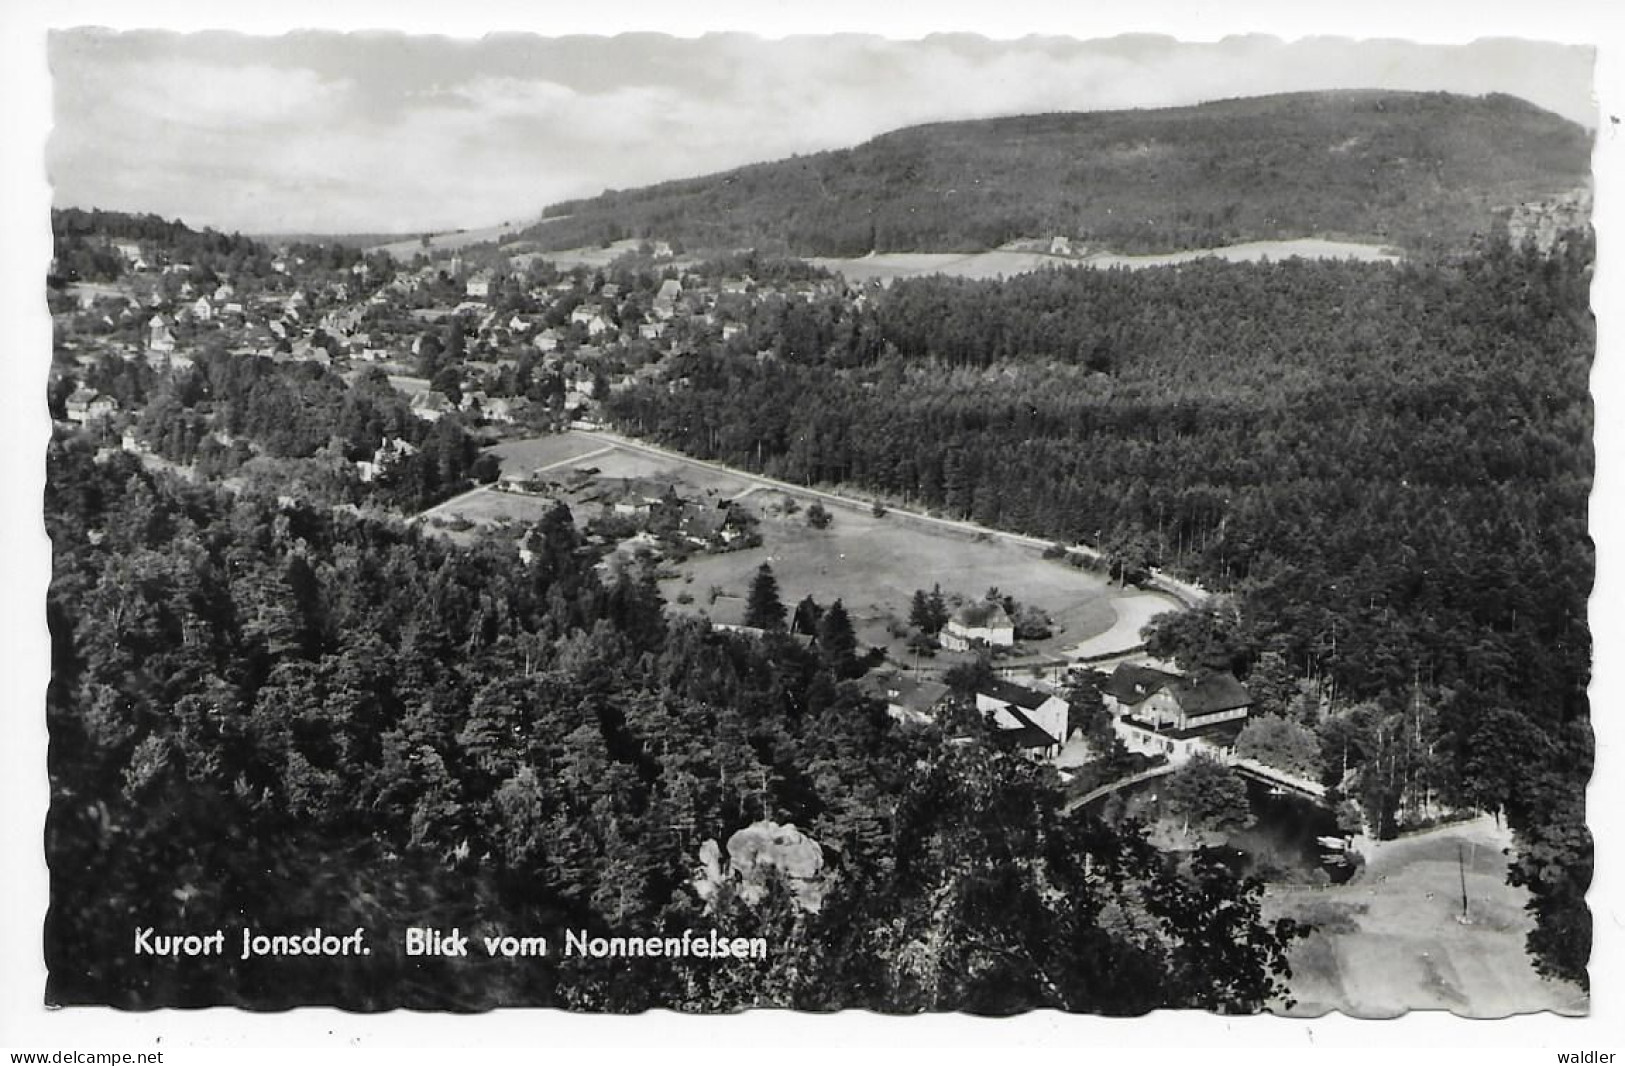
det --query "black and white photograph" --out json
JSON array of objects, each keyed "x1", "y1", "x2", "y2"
[{"x1": 4, "y1": 0, "x2": 1620, "y2": 1050}]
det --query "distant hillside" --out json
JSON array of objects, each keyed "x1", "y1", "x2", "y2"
[{"x1": 518, "y1": 91, "x2": 1591, "y2": 257}]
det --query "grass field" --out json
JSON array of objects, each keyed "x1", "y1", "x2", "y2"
[
  {"x1": 463, "y1": 433, "x2": 1130, "y2": 659},
  {"x1": 368, "y1": 219, "x2": 535, "y2": 259},
  {"x1": 489, "y1": 436, "x2": 766, "y2": 500},
  {"x1": 663, "y1": 500, "x2": 1118, "y2": 658},
  {"x1": 487, "y1": 434, "x2": 621, "y2": 474},
  {"x1": 1264, "y1": 815, "x2": 1587, "y2": 1018},
  {"x1": 810, "y1": 238, "x2": 1401, "y2": 286},
  {"x1": 423, "y1": 486, "x2": 560, "y2": 528}
]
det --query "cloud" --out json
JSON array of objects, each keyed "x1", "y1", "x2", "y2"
[
  {"x1": 45, "y1": 31, "x2": 1596, "y2": 234},
  {"x1": 118, "y1": 60, "x2": 351, "y2": 129}
]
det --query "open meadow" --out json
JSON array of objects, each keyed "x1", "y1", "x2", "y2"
[
  {"x1": 661, "y1": 491, "x2": 1120, "y2": 659},
  {"x1": 811, "y1": 237, "x2": 1401, "y2": 285},
  {"x1": 464, "y1": 433, "x2": 1137, "y2": 660},
  {"x1": 1263, "y1": 815, "x2": 1587, "y2": 1018}
]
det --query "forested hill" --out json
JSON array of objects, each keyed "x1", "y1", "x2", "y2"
[{"x1": 520, "y1": 90, "x2": 1590, "y2": 257}]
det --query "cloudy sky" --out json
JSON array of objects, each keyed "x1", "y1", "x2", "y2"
[{"x1": 46, "y1": 29, "x2": 1598, "y2": 236}]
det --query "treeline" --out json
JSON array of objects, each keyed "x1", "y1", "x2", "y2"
[
  {"x1": 46, "y1": 448, "x2": 1300, "y2": 1011},
  {"x1": 606, "y1": 233, "x2": 1594, "y2": 985},
  {"x1": 526, "y1": 91, "x2": 1588, "y2": 256},
  {"x1": 50, "y1": 208, "x2": 397, "y2": 290}
]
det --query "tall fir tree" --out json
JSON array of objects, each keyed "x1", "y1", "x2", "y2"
[
  {"x1": 817, "y1": 599, "x2": 859, "y2": 679},
  {"x1": 745, "y1": 562, "x2": 787, "y2": 631}
]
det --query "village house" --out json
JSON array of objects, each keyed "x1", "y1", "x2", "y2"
[
  {"x1": 482, "y1": 396, "x2": 525, "y2": 424},
  {"x1": 571, "y1": 304, "x2": 612, "y2": 337},
  {"x1": 975, "y1": 679, "x2": 1071, "y2": 759},
  {"x1": 146, "y1": 314, "x2": 176, "y2": 355},
  {"x1": 356, "y1": 437, "x2": 419, "y2": 483},
  {"x1": 64, "y1": 387, "x2": 117, "y2": 425},
  {"x1": 409, "y1": 389, "x2": 456, "y2": 422},
  {"x1": 941, "y1": 601, "x2": 1015, "y2": 651},
  {"x1": 466, "y1": 272, "x2": 493, "y2": 299},
  {"x1": 859, "y1": 672, "x2": 950, "y2": 725},
  {"x1": 594, "y1": 477, "x2": 682, "y2": 516},
  {"x1": 1102, "y1": 663, "x2": 1253, "y2": 763}
]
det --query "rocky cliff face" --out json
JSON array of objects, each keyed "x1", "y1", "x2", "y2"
[
  {"x1": 693, "y1": 820, "x2": 832, "y2": 914},
  {"x1": 1508, "y1": 188, "x2": 1593, "y2": 253}
]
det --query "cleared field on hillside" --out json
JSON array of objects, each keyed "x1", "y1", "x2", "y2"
[
  {"x1": 369, "y1": 219, "x2": 533, "y2": 259},
  {"x1": 811, "y1": 238, "x2": 1401, "y2": 285}
]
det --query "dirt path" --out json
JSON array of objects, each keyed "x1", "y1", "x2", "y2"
[{"x1": 1058, "y1": 592, "x2": 1179, "y2": 659}]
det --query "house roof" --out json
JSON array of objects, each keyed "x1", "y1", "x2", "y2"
[
  {"x1": 1121, "y1": 713, "x2": 1248, "y2": 746},
  {"x1": 1102, "y1": 662, "x2": 1182, "y2": 705},
  {"x1": 992, "y1": 705, "x2": 1060, "y2": 751},
  {"x1": 410, "y1": 389, "x2": 454, "y2": 412},
  {"x1": 680, "y1": 506, "x2": 727, "y2": 537},
  {"x1": 861, "y1": 673, "x2": 949, "y2": 715},
  {"x1": 952, "y1": 601, "x2": 1012, "y2": 630},
  {"x1": 1169, "y1": 672, "x2": 1253, "y2": 716},
  {"x1": 978, "y1": 678, "x2": 1055, "y2": 712}
]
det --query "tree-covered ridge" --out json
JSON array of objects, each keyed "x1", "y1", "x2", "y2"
[
  {"x1": 525, "y1": 91, "x2": 1589, "y2": 256},
  {"x1": 46, "y1": 446, "x2": 1301, "y2": 1011},
  {"x1": 606, "y1": 234, "x2": 1594, "y2": 985}
]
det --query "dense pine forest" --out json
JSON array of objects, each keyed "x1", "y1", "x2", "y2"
[
  {"x1": 45, "y1": 448, "x2": 1302, "y2": 1010},
  {"x1": 606, "y1": 233, "x2": 1595, "y2": 985},
  {"x1": 43, "y1": 190, "x2": 1594, "y2": 1009},
  {"x1": 525, "y1": 91, "x2": 1589, "y2": 256}
]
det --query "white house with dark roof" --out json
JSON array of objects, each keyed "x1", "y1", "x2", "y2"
[
  {"x1": 146, "y1": 314, "x2": 176, "y2": 355},
  {"x1": 1102, "y1": 662, "x2": 1253, "y2": 762},
  {"x1": 409, "y1": 389, "x2": 456, "y2": 422},
  {"x1": 859, "y1": 672, "x2": 950, "y2": 725},
  {"x1": 941, "y1": 601, "x2": 1015, "y2": 651},
  {"x1": 65, "y1": 387, "x2": 117, "y2": 425},
  {"x1": 975, "y1": 679, "x2": 1070, "y2": 759}
]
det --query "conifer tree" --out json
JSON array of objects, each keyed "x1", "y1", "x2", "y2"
[
  {"x1": 745, "y1": 562, "x2": 787, "y2": 630},
  {"x1": 818, "y1": 598, "x2": 859, "y2": 678}
]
